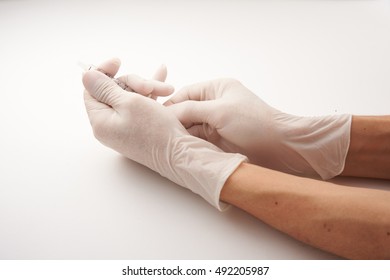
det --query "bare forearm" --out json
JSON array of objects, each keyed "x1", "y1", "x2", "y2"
[
  {"x1": 342, "y1": 115, "x2": 390, "y2": 179},
  {"x1": 221, "y1": 163, "x2": 390, "y2": 259}
]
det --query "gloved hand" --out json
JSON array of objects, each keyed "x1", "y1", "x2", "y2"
[
  {"x1": 165, "y1": 78, "x2": 352, "y2": 179},
  {"x1": 82, "y1": 60, "x2": 247, "y2": 210}
]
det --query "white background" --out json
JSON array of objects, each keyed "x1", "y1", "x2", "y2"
[{"x1": 0, "y1": 0, "x2": 389, "y2": 259}]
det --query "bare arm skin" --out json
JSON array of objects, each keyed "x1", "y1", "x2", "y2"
[
  {"x1": 221, "y1": 163, "x2": 390, "y2": 259},
  {"x1": 342, "y1": 116, "x2": 390, "y2": 179}
]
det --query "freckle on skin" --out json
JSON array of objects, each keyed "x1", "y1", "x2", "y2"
[
  {"x1": 274, "y1": 201, "x2": 278, "y2": 206},
  {"x1": 387, "y1": 232, "x2": 390, "y2": 236},
  {"x1": 323, "y1": 223, "x2": 332, "y2": 232}
]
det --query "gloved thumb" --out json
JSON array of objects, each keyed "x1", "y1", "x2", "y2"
[
  {"x1": 82, "y1": 70, "x2": 124, "y2": 108},
  {"x1": 168, "y1": 100, "x2": 215, "y2": 129}
]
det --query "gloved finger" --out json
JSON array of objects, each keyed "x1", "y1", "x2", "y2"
[
  {"x1": 82, "y1": 70, "x2": 125, "y2": 108},
  {"x1": 117, "y1": 74, "x2": 174, "y2": 97},
  {"x1": 167, "y1": 100, "x2": 216, "y2": 129},
  {"x1": 151, "y1": 64, "x2": 169, "y2": 100},
  {"x1": 187, "y1": 124, "x2": 206, "y2": 139},
  {"x1": 164, "y1": 81, "x2": 213, "y2": 106},
  {"x1": 96, "y1": 57, "x2": 121, "y2": 78},
  {"x1": 83, "y1": 90, "x2": 112, "y2": 112},
  {"x1": 83, "y1": 90, "x2": 115, "y2": 125},
  {"x1": 152, "y1": 64, "x2": 168, "y2": 82}
]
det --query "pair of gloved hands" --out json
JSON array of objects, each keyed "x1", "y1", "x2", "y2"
[{"x1": 82, "y1": 58, "x2": 351, "y2": 210}]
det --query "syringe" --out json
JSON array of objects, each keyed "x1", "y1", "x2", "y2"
[{"x1": 78, "y1": 61, "x2": 130, "y2": 91}]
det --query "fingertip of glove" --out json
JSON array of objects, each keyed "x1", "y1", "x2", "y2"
[{"x1": 110, "y1": 57, "x2": 121, "y2": 66}]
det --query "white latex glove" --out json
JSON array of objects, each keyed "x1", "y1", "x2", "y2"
[
  {"x1": 82, "y1": 61, "x2": 247, "y2": 210},
  {"x1": 165, "y1": 79, "x2": 352, "y2": 180}
]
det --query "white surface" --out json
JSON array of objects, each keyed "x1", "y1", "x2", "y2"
[{"x1": 0, "y1": 0, "x2": 389, "y2": 259}]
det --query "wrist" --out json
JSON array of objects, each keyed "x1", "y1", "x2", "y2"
[
  {"x1": 341, "y1": 115, "x2": 390, "y2": 179},
  {"x1": 171, "y1": 135, "x2": 248, "y2": 210},
  {"x1": 276, "y1": 113, "x2": 352, "y2": 179}
]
